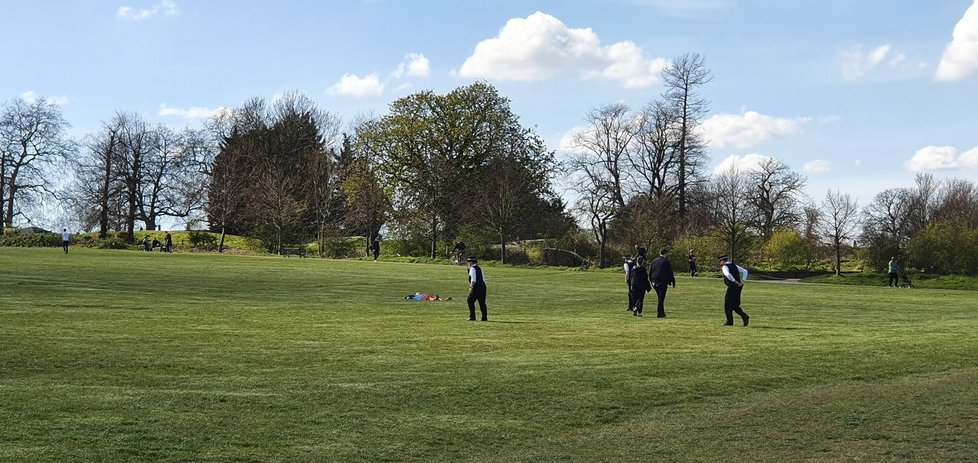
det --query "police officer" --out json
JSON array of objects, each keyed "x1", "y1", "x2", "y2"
[
  {"x1": 719, "y1": 255, "x2": 750, "y2": 326},
  {"x1": 623, "y1": 254, "x2": 636, "y2": 312},
  {"x1": 466, "y1": 256, "x2": 487, "y2": 321},
  {"x1": 630, "y1": 256, "x2": 651, "y2": 316},
  {"x1": 648, "y1": 248, "x2": 676, "y2": 318}
]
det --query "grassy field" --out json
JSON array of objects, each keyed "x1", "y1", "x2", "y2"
[{"x1": 1, "y1": 248, "x2": 977, "y2": 462}]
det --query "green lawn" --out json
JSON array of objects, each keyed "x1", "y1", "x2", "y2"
[{"x1": 1, "y1": 248, "x2": 976, "y2": 462}]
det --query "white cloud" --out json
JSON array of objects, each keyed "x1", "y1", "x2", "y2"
[
  {"x1": 20, "y1": 91, "x2": 68, "y2": 106},
  {"x1": 936, "y1": 0, "x2": 978, "y2": 81},
  {"x1": 393, "y1": 53, "x2": 430, "y2": 78},
  {"x1": 557, "y1": 126, "x2": 588, "y2": 153},
  {"x1": 700, "y1": 111, "x2": 809, "y2": 149},
  {"x1": 117, "y1": 0, "x2": 179, "y2": 21},
  {"x1": 838, "y1": 44, "x2": 893, "y2": 81},
  {"x1": 803, "y1": 160, "x2": 832, "y2": 174},
  {"x1": 158, "y1": 103, "x2": 227, "y2": 119},
  {"x1": 853, "y1": 159, "x2": 863, "y2": 168},
  {"x1": 713, "y1": 153, "x2": 773, "y2": 175},
  {"x1": 905, "y1": 145, "x2": 978, "y2": 171},
  {"x1": 327, "y1": 73, "x2": 384, "y2": 97},
  {"x1": 458, "y1": 11, "x2": 669, "y2": 88}
]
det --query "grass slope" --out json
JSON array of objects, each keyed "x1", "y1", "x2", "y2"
[{"x1": 1, "y1": 248, "x2": 976, "y2": 462}]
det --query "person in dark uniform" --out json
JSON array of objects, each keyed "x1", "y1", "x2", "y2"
[
  {"x1": 623, "y1": 254, "x2": 636, "y2": 312},
  {"x1": 629, "y1": 256, "x2": 651, "y2": 316},
  {"x1": 371, "y1": 237, "x2": 381, "y2": 261},
  {"x1": 466, "y1": 256, "x2": 487, "y2": 321},
  {"x1": 164, "y1": 232, "x2": 173, "y2": 253},
  {"x1": 719, "y1": 255, "x2": 750, "y2": 326},
  {"x1": 648, "y1": 248, "x2": 676, "y2": 318},
  {"x1": 688, "y1": 249, "x2": 698, "y2": 277}
]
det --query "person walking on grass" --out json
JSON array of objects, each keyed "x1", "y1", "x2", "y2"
[
  {"x1": 623, "y1": 254, "x2": 636, "y2": 312},
  {"x1": 719, "y1": 255, "x2": 750, "y2": 326},
  {"x1": 688, "y1": 249, "x2": 698, "y2": 277},
  {"x1": 629, "y1": 256, "x2": 652, "y2": 316},
  {"x1": 164, "y1": 231, "x2": 173, "y2": 253},
  {"x1": 648, "y1": 248, "x2": 676, "y2": 318},
  {"x1": 466, "y1": 256, "x2": 487, "y2": 321},
  {"x1": 61, "y1": 228, "x2": 70, "y2": 254},
  {"x1": 888, "y1": 257, "x2": 900, "y2": 287},
  {"x1": 371, "y1": 237, "x2": 381, "y2": 261}
]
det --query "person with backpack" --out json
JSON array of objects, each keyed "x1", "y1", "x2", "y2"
[{"x1": 719, "y1": 255, "x2": 750, "y2": 326}]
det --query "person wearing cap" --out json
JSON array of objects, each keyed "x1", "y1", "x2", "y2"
[
  {"x1": 466, "y1": 256, "x2": 488, "y2": 321},
  {"x1": 623, "y1": 254, "x2": 636, "y2": 312},
  {"x1": 718, "y1": 255, "x2": 750, "y2": 326},
  {"x1": 648, "y1": 248, "x2": 676, "y2": 318},
  {"x1": 629, "y1": 256, "x2": 652, "y2": 316},
  {"x1": 688, "y1": 250, "x2": 698, "y2": 277}
]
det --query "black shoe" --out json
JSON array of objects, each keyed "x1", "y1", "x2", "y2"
[
  {"x1": 468, "y1": 318, "x2": 476, "y2": 321},
  {"x1": 743, "y1": 315, "x2": 750, "y2": 327},
  {"x1": 657, "y1": 314, "x2": 666, "y2": 318},
  {"x1": 481, "y1": 318, "x2": 487, "y2": 321},
  {"x1": 723, "y1": 322, "x2": 734, "y2": 326}
]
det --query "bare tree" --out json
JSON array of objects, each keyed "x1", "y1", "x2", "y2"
[
  {"x1": 571, "y1": 102, "x2": 638, "y2": 210},
  {"x1": 574, "y1": 183, "x2": 617, "y2": 268},
  {"x1": 933, "y1": 178, "x2": 978, "y2": 226},
  {"x1": 820, "y1": 190, "x2": 860, "y2": 275},
  {"x1": 630, "y1": 100, "x2": 678, "y2": 200},
  {"x1": 663, "y1": 53, "x2": 712, "y2": 217},
  {"x1": 0, "y1": 96, "x2": 75, "y2": 227},
  {"x1": 746, "y1": 158, "x2": 807, "y2": 239},
  {"x1": 710, "y1": 165, "x2": 750, "y2": 261}
]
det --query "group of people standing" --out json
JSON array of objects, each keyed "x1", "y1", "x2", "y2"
[{"x1": 624, "y1": 246, "x2": 750, "y2": 326}]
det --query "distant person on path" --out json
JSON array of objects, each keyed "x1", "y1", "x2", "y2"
[
  {"x1": 61, "y1": 229, "x2": 70, "y2": 254},
  {"x1": 649, "y1": 248, "x2": 676, "y2": 318},
  {"x1": 719, "y1": 255, "x2": 750, "y2": 326},
  {"x1": 164, "y1": 232, "x2": 173, "y2": 253},
  {"x1": 371, "y1": 237, "x2": 381, "y2": 261},
  {"x1": 451, "y1": 240, "x2": 466, "y2": 263},
  {"x1": 688, "y1": 250, "x2": 698, "y2": 277},
  {"x1": 629, "y1": 256, "x2": 652, "y2": 316},
  {"x1": 623, "y1": 254, "x2": 636, "y2": 312},
  {"x1": 888, "y1": 257, "x2": 900, "y2": 287},
  {"x1": 466, "y1": 256, "x2": 487, "y2": 321}
]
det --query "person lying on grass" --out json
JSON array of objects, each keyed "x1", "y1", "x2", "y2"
[{"x1": 404, "y1": 293, "x2": 452, "y2": 301}]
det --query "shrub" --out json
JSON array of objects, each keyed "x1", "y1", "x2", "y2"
[
  {"x1": 188, "y1": 231, "x2": 219, "y2": 251},
  {"x1": 762, "y1": 230, "x2": 808, "y2": 270},
  {"x1": 0, "y1": 232, "x2": 61, "y2": 247}
]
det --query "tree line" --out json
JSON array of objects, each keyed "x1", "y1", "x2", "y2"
[{"x1": 2, "y1": 53, "x2": 978, "y2": 274}]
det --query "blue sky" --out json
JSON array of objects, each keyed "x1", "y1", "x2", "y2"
[{"x1": 2, "y1": 0, "x2": 977, "y2": 206}]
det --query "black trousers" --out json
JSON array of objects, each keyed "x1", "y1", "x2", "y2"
[
  {"x1": 653, "y1": 283, "x2": 668, "y2": 316},
  {"x1": 627, "y1": 283, "x2": 635, "y2": 311},
  {"x1": 888, "y1": 272, "x2": 898, "y2": 287},
  {"x1": 724, "y1": 284, "x2": 748, "y2": 324},
  {"x1": 63, "y1": 241, "x2": 69, "y2": 254},
  {"x1": 630, "y1": 287, "x2": 647, "y2": 314},
  {"x1": 690, "y1": 263, "x2": 698, "y2": 277},
  {"x1": 468, "y1": 283, "x2": 487, "y2": 320}
]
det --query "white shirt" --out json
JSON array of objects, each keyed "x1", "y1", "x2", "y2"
[
  {"x1": 468, "y1": 265, "x2": 486, "y2": 284},
  {"x1": 721, "y1": 264, "x2": 748, "y2": 283},
  {"x1": 62, "y1": 231, "x2": 70, "y2": 241}
]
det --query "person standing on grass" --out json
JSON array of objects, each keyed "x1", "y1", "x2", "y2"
[
  {"x1": 634, "y1": 244, "x2": 647, "y2": 260},
  {"x1": 688, "y1": 250, "x2": 698, "y2": 277},
  {"x1": 623, "y1": 254, "x2": 636, "y2": 312},
  {"x1": 466, "y1": 256, "x2": 487, "y2": 321},
  {"x1": 630, "y1": 256, "x2": 651, "y2": 316},
  {"x1": 888, "y1": 257, "x2": 900, "y2": 287},
  {"x1": 648, "y1": 248, "x2": 676, "y2": 318},
  {"x1": 371, "y1": 237, "x2": 381, "y2": 261},
  {"x1": 164, "y1": 232, "x2": 173, "y2": 253},
  {"x1": 61, "y1": 228, "x2": 70, "y2": 254},
  {"x1": 719, "y1": 255, "x2": 750, "y2": 326}
]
